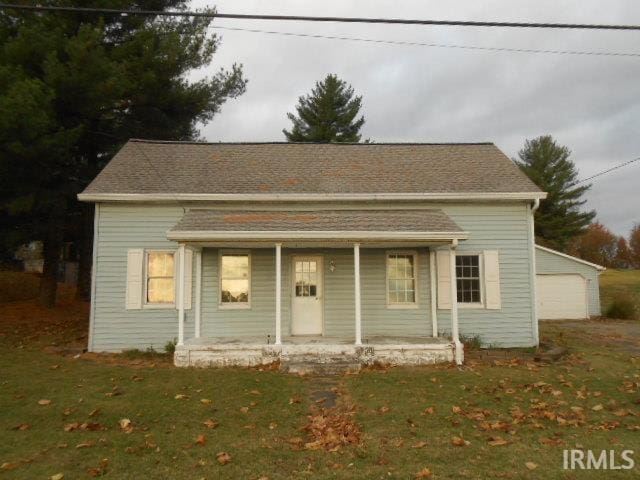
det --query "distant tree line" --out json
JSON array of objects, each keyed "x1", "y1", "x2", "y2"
[{"x1": 567, "y1": 223, "x2": 640, "y2": 269}]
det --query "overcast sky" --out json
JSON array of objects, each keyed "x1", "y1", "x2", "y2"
[{"x1": 191, "y1": 0, "x2": 640, "y2": 235}]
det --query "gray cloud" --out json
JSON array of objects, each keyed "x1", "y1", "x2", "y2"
[{"x1": 191, "y1": 0, "x2": 640, "y2": 235}]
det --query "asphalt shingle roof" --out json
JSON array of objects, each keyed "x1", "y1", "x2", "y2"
[
  {"x1": 170, "y1": 209, "x2": 464, "y2": 234},
  {"x1": 81, "y1": 140, "x2": 542, "y2": 196}
]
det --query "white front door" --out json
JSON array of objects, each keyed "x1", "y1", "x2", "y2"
[{"x1": 291, "y1": 256, "x2": 323, "y2": 335}]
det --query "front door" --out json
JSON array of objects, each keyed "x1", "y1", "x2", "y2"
[{"x1": 291, "y1": 256, "x2": 323, "y2": 335}]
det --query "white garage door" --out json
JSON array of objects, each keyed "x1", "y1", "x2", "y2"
[{"x1": 536, "y1": 274, "x2": 588, "y2": 320}]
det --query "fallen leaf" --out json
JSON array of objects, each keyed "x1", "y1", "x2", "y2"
[
  {"x1": 451, "y1": 436, "x2": 469, "y2": 447},
  {"x1": 119, "y1": 418, "x2": 133, "y2": 433},
  {"x1": 50, "y1": 474, "x2": 64, "y2": 480},
  {"x1": 412, "y1": 441, "x2": 428, "y2": 449},
  {"x1": 525, "y1": 462, "x2": 538, "y2": 470},
  {"x1": 216, "y1": 451, "x2": 232, "y2": 465},
  {"x1": 87, "y1": 458, "x2": 109, "y2": 478},
  {"x1": 88, "y1": 408, "x2": 100, "y2": 418},
  {"x1": 415, "y1": 467, "x2": 432, "y2": 478},
  {"x1": 200, "y1": 398, "x2": 212, "y2": 405},
  {"x1": 378, "y1": 406, "x2": 391, "y2": 414},
  {"x1": 203, "y1": 419, "x2": 219, "y2": 429},
  {"x1": 64, "y1": 423, "x2": 80, "y2": 432},
  {"x1": 487, "y1": 437, "x2": 509, "y2": 446},
  {"x1": 269, "y1": 422, "x2": 277, "y2": 430},
  {"x1": 1, "y1": 463, "x2": 19, "y2": 471},
  {"x1": 76, "y1": 440, "x2": 95, "y2": 449},
  {"x1": 289, "y1": 396, "x2": 301, "y2": 404},
  {"x1": 250, "y1": 389, "x2": 261, "y2": 395},
  {"x1": 174, "y1": 394, "x2": 189, "y2": 400},
  {"x1": 422, "y1": 407, "x2": 435, "y2": 415},
  {"x1": 11, "y1": 423, "x2": 30, "y2": 431},
  {"x1": 38, "y1": 399, "x2": 51, "y2": 406},
  {"x1": 451, "y1": 406, "x2": 462, "y2": 414},
  {"x1": 195, "y1": 434, "x2": 207, "y2": 446},
  {"x1": 239, "y1": 406, "x2": 250, "y2": 413},
  {"x1": 592, "y1": 404, "x2": 604, "y2": 411}
]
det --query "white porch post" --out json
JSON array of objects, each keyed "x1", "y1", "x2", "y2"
[
  {"x1": 429, "y1": 249, "x2": 438, "y2": 337},
  {"x1": 177, "y1": 244, "x2": 186, "y2": 346},
  {"x1": 194, "y1": 249, "x2": 202, "y2": 339},
  {"x1": 354, "y1": 243, "x2": 362, "y2": 345},
  {"x1": 449, "y1": 242, "x2": 463, "y2": 364},
  {"x1": 275, "y1": 243, "x2": 282, "y2": 345}
]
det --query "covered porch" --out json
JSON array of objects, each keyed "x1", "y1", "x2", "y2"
[{"x1": 167, "y1": 209, "x2": 468, "y2": 369}]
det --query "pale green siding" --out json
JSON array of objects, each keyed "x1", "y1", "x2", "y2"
[
  {"x1": 535, "y1": 247, "x2": 602, "y2": 316},
  {"x1": 90, "y1": 201, "x2": 537, "y2": 351}
]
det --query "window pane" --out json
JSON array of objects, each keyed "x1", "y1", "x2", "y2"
[
  {"x1": 295, "y1": 261, "x2": 302, "y2": 273},
  {"x1": 147, "y1": 278, "x2": 175, "y2": 303},
  {"x1": 221, "y1": 279, "x2": 249, "y2": 303},
  {"x1": 309, "y1": 261, "x2": 317, "y2": 273},
  {"x1": 309, "y1": 285, "x2": 317, "y2": 297},
  {"x1": 405, "y1": 290, "x2": 415, "y2": 303},
  {"x1": 148, "y1": 252, "x2": 174, "y2": 277},
  {"x1": 221, "y1": 255, "x2": 249, "y2": 278}
]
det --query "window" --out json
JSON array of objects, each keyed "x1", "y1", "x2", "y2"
[
  {"x1": 295, "y1": 260, "x2": 318, "y2": 297},
  {"x1": 456, "y1": 255, "x2": 481, "y2": 304},
  {"x1": 387, "y1": 253, "x2": 417, "y2": 305},
  {"x1": 146, "y1": 251, "x2": 175, "y2": 304},
  {"x1": 220, "y1": 253, "x2": 250, "y2": 306}
]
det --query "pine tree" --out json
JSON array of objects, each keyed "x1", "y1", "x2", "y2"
[
  {"x1": 283, "y1": 74, "x2": 365, "y2": 142},
  {"x1": 516, "y1": 135, "x2": 596, "y2": 251},
  {"x1": 0, "y1": 2, "x2": 247, "y2": 306}
]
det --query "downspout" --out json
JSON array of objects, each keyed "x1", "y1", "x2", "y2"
[{"x1": 529, "y1": 199, "x2": 540, "y2": 345}]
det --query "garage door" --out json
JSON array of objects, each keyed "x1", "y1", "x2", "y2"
[{"x1": 536, "y1": 274, "x2": 588, "y2": 320}]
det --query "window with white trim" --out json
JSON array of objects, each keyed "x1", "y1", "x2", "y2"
[
  {"x1": 456, "y1": 254, "x2": 481, "y2": 303},
  {"x1": 387, "y1": 253, "x2": 417, "y2": 305},
  {"x1": 145, "y1": 251, "x2": 175, "y2": 304},
  {"x1": 220, "y1": 253, "x2": 250, "y2": 306}
]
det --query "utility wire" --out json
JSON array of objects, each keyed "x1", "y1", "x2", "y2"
[
  {"x1": 2, "y1": 4, "x2": 640, "y2": 31},
  {"x1": 577, "y1": 156, "x2": 640, "y2": 184},
  {"x1": 212, "y1": 25, "x2": 640, "y2": 58}
]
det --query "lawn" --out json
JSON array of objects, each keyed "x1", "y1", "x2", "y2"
[
  {"x1": 0, "y1": 273, "x2": 639, "y2": 479},
  {"x1": 600, "y1": 269, "x2": 640, "y2": 316}
]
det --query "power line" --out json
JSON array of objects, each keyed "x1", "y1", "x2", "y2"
[
  {"x1": 212, "y1": 25, "x2": 640, "y2": 58},
  {"x1": 2, "y1": 4, "x2": 640, "y2": 31},
  {"x1": 577, "y1": 156, "x2": 640, "y2": 184}
]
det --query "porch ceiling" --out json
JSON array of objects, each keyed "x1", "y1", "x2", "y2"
[{"x1": 166, "y1": 209, "x2": 468, "y2": 244}]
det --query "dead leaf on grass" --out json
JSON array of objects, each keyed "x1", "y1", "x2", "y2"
[
  {"x1": 421, "y1": 407, "x2": 435, "y2": 415},
  {"x1": 50, "y1": 474, "x2": 64, "y2": 480},
  {"x1": 592, "y1": 404, "x2": 604, "y2": 411},
  {"x1": 415, "y1": 467, "x2": 432, "y2": 478},
  {"x1": 216, "y1": 451, "x2": 231, "y2": 465},
  {"x1": 203, "y1": 419, "x2": 219, "y2": 429},
  {"x1": 289, "y1": 396, "x2": 301, "y2": 404},
  {"x1": 38, "y1": 399, "x2": 51, "y2": 406},
  {"x1": 119, "y1": 418, "x2": 133, "y2": 433},
  {"x1": 11, "y1": 423, "x2": 30, "y2": 431},
  {"x1": 76, "y1": 440, "x2": 95, "y2": 449},
  {"x1": 525, "y1": 462, "x2": 538, "y2": 470},
  {"x1": 87, "y1": 458, "x2": 109, "y2": 477},
  {"x1": 487, "y1": 437, "x2": 509, "y2": 446},
  {"x1": 412, "y1": 441, "x2": 428, "y2": 449},
  {"x1": 174, "y1": 394, "x2": 189, "y2": 400},
  {"x1": 195, "y1": 434, "x2": 207, "y2": 446},
  {"x1": 200, "y1": 398, "x2": 212, "y2": 405},
  {"x1": 1, "y1": 462, "x2": 19, "y2": 471},
  {"x1": 240, "y1": 406, "x2": 250, "y2": 413},
  {"x1": 451, "y1": 436, "x2": 470, "y2": 447},
  {"x1": 378, "y1": 406, "x2": 391, "y2": 414}
]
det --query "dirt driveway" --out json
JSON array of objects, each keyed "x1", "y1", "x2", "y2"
[{"x1": 541, "y1": 318, "x2": 640, "y2": 354}]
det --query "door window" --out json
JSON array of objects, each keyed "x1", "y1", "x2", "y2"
[{"x1": 295, "y1": 260, "x2": 317, "y2": 297}]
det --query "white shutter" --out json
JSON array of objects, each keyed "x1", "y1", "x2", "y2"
[
  {"x1": 436, "y1": 249, "x2": 452, "y2": 309},
  {"x1": 183, "y1": 248, "x2": 193, "y2": 310},
  {"x1": 125, "y1": 249, "x2": 144, "y2": 310},
  {"x1": 483, "y1": 250, "x2": 502, "y2": 310}
]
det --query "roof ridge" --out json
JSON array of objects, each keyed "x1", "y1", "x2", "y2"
[{"x1": 128, "y1": 139, "x2": 495, "y2": 146}]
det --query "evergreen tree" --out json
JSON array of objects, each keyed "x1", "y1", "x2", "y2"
[
  {"x1": 283, "y1": 74, "x2": 365, "y2": 142},
  {"x1": 516, "y1": 135, "x2": 595, "y2": 251},
  {"x1": 0, "y1": 2, "x2": 247, "y2": 306}
]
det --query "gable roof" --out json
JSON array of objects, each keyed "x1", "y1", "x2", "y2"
[
  {"x1": 535, "y1": 245, "x2": 606, "y2": 271},
  {"x1": 78, "y1": 140, "x2": 545, "y2": 201}
]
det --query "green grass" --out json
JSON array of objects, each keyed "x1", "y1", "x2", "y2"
[{"x1": 600, "y1": 269, "x2": 640, "y2": 317}]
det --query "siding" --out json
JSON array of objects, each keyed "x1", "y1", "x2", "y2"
[
  {"x1": 91, "y1": 201, "x2": 536, "y2": 351},
  {"x1": 535, "y1": 247, "x2": 602, "y2": 316}
]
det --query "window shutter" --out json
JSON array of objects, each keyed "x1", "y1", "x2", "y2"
[
  {"x1": 125, "y1": 249, "x2": 144, "y2": 310},
  {"x1": 183, "y1": 248, "x2": 193, "y2": 310},
  {"x1": 483, "y1": 250, "x2": 502, "y2": 310},
  {"x1": 436, "y1": 249, "x2": 452, "y2": 309}
]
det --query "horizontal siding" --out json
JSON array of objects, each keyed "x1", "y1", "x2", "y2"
[
  {"x1": 92, "y1": 205, "x2": 194, "y2": 352},
  {"x1": 91, "y1": 201, "x2": 535, "y2": 350},
  {"x1": 535, "y1": 248, "x2": 601, "y2": 316}
]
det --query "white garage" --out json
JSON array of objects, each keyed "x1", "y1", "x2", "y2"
[{"x1": 535, "y1": 245, "x2": 605, "y2": 320}]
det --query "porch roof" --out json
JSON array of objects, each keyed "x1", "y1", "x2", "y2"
[{"x1": 166, "y1": 209, "x2": 467, "y2": 242}]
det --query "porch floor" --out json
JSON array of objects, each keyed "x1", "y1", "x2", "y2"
[
  {"x1": 183, "y1": 335, "x2": 450, "y2": 346},
  {"x1": 176, "y1": 335, "x2": 457, "y2": 370}
]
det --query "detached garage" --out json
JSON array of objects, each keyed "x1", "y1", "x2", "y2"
[{"x1": 535, "y1": 245, "x2": 605, "y2": 320}]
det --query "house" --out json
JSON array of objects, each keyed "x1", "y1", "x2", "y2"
[
  {"x1": 78, "y1": 140, "x2": 547, "y2": 369},
  {"x1": 535, "y1": 245, "x2": 605, "y2": 320}
]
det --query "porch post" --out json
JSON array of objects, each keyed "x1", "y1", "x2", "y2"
[
  {"x1": 429, "y1": 249, "x2": 438, "y2": 337},
  {"x1": 177, "y1": 244, "x2": 186, "y2": 346},
  {"x1": 194, "y1": 249, "x2": 202, "y2": 339},
  {"x1": 275, "y1": 243, "x2": 282, "y2": 345},
  {"x1": 449, "y1": 242, "x2": 463, "y2": 364},
  {"x1": 354, "y1": 243, "x2": 362, "y2": 345}
]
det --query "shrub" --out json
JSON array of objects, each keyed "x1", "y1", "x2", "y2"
[
  {"x1": 605, "y1": 294, "x2": 638, "y2": 320},
  {"x1": 459, "y1": 334, "x2": 482, "y2": 350},
  {"x1": 164, "y1": 338, "x2": 177, "y2": 355}
]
